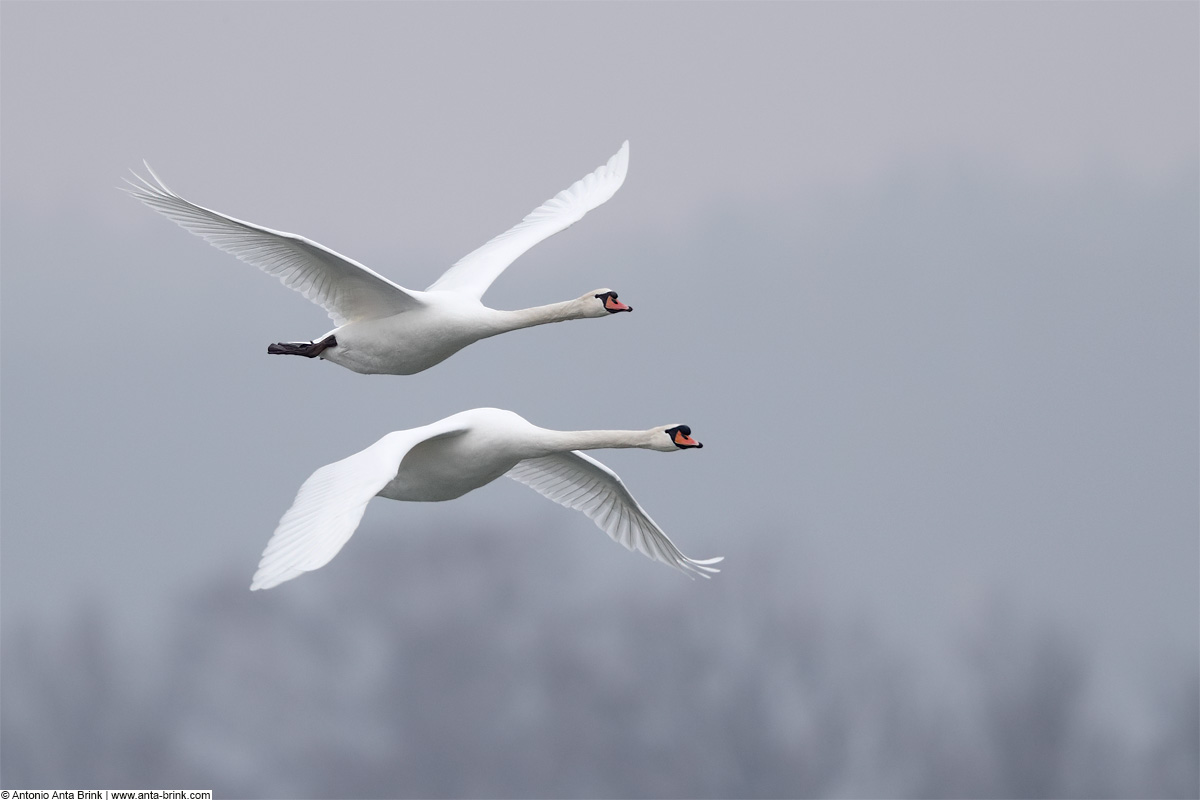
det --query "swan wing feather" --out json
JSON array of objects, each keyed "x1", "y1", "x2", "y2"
[
  {"x1": 505, "y1": 450, "x2": 722, "y2": 578},
  {"x1": 250, "y1": 422, "x2": 469, "y2": 590},
  {"x1": 123, "y1": 165, "x2": 421, "y2": 326},
  {"x1": 425, "y1": 141, "x2": 629, "y2": 300}
]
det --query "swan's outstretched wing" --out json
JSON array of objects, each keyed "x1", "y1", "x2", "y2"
[
  {"x1": 425, "y1": 141, "x2": 629, "y2": 301},
  {"x1": 123, "y1": 165, "x2": 422, "y2": 326},
  {"x1": 506, "y1": 450, "x2": 722, "y2": 578},
  {"x1": 250, "y1": 423, "x2": 469, "y2": 590}
]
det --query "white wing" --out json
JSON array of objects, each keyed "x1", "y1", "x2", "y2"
[
  {"x1": 250, "y1": 423, "x2": 469, "y2": 590},
  {"x1": 506, "y1": 450, "x2": 722, "y2": 578},
  {"x1": 123, "y1": 165, "x2": 422, "y2": 326},
  {"x1": 425, "y1": 141, "x2": 630, "y2": 300}
]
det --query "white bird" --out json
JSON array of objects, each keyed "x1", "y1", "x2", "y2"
[
  {"x1": 249, "y1": 408, "x2": 721, "y2": 590},
  {"x1": 123, "y1": 142, "x2": 633, "y2": 375}
]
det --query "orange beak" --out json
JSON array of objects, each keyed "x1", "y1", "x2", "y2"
[
  {"x1": 673, "y1": 430, "x2": 701, "y2": 447},
  {"x1": 605, "y1": 296, "x2": 631, "y2": 312}
]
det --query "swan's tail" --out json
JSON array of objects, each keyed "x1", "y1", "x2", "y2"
[{"x1": 267, "y1": 335, "x2": 336, "y2": 358}]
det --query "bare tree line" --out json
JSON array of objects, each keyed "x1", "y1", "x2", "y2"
[{"x1": 3, "y1": 525, "x2": 1196, "y2": 798}]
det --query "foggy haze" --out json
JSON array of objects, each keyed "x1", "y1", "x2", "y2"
[{"x1": 2, "y1": 2, "x2": 1196, "y2": 797}]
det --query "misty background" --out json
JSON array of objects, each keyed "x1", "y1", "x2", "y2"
[{"x1": 2, "y1": 3, "x2": 1196, "y2": 797}]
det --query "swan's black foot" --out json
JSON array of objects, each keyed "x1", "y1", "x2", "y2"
[{"x1": 267, "y1": 335, "x2": 337, "y2": 358}]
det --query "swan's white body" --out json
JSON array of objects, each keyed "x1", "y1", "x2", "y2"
[
  {"x1": 124, "y1": 142, "x2": 631, "y2": 375},
  {"x1": 321, "y1": 290, "x2": 612, "y2": 375},
  {"x1": 250, "y1": 408, "x2": 721, "y2": 590}
]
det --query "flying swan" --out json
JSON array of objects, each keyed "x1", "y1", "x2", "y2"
[
  {"x1": 250, "y1": 408, "x2": 722, "y2": 590},
  {"x1": 123, "y1": 142, "x2": 633, "y2": 375}
]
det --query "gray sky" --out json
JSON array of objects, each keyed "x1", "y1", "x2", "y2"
[{"x1": 3, "y1": 0, "x2": 1197, "y2": 740}]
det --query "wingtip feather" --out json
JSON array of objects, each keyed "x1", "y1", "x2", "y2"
[{"x1": 141, "y1": 160, "x2": 172, "y2": 193}]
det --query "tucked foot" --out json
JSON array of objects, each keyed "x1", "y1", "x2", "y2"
[{"x1": 267, "y1": 335, "x2": 337, "y2": 358}]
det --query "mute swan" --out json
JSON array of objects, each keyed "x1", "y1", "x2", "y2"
[
  {"x1": 250, "y1": 408, "x2": 721, "y2": 590},
  {"x1": 123, "y1": 142, "x2": 632, "y2": 375}
]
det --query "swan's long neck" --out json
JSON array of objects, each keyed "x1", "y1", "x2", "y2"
[
  {"x1": 535, "y1": 428, "x2": 659, "y2": 454},
  {"x1": 482, "y1": 299, "x2": 590, "y2": 336}
]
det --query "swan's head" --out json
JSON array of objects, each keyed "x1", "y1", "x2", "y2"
[
  {"x1": 660, "y1": 424, "x2": 703, "y2": 451},
  {"x1": 586, "y1": 289, "x2": 632, "y2": 316}
]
